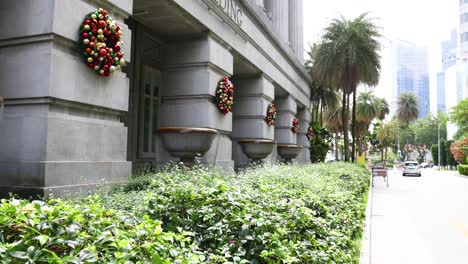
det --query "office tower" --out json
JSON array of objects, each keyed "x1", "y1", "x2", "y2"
[{"x1": 394, "y1": 40, "x2": 430, "y2": 118}]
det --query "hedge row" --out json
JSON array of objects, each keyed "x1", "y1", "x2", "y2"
[
  {"x1": 0, "y1": 163, "x2": 370, "y2": 263},
  {"x1": 458, "y1": 165, "x2": 468, "y2": 176}
]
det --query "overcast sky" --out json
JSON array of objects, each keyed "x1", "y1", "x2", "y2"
[{"x1": 303, "y1": 0, "x2": 458, "y2": 114}]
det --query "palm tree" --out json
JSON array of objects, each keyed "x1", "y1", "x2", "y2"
[
  {"x1": 306, "y1": 44, "x2": 340, "y2": 126},
  {"x1": 313, "y1": 13, "x2": 381, "y2": 162},
  {"x1": 397, "y1": 92, "x2": 419, "y2": 144},
  {"x1": 356, "y1": 92, "x2": 377, "y2": 124},
  {"x1": 310, "y1": 84, "x2": 340, "y2": 125},
  {"x1": 375, "y1": 98, "x2": 390, "y2": 121},
  {"x1": 325, "y1": 104, "x2": 343, "y2": 161},
  {"x1": 355, "y1": 92, "x2": 378, "y2": 155}
]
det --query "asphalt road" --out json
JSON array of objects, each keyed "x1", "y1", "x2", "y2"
[{"x1": 370, "y1": 168, "x2": 468, "y2": 264}]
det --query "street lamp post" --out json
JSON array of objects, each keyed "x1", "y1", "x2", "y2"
[
  {"x1": 438, "y1": 122, "x2": 441, "y2": 170},
  {"x1": 397, "y1": 120, "x2": 400, "y2": 160}
]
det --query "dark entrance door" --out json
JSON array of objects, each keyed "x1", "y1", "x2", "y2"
[{"x1": 126, "y1": 21, "x2": 163, "y2": 171}]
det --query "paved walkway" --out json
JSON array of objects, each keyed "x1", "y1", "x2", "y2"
[{"x1": 370, "y1": 168, "x2": 468, "y2": 264}]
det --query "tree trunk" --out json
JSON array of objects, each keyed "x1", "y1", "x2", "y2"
[
  {"x1": 351, "y1": 89, "x2": 357, "y2": 163},
  {"x1": 384, "y1": 147, "x2": 388, "y2": 165},
  {"x1": 311, "y1": 102, "x2": 315, "y2": 123},
  {"x1": 406, "y1": 122, "x2": 410, "y2": 144},
  {"x1": 342, "y1": 92, "x2": 350, "y2": 162},
  {"x1": 320, "y1": 104, "x2": 323, "y2": 127},
  {"x1": 315, "y1": 105, "x2": 319, "y2": 124},
  {"x1": 335, "y1": 134, "x2": 339, "y2": 161},
  {"x1": 380, "y1": 147, "x2": 384, "y2": 164}
]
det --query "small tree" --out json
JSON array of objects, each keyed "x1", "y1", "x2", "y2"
[
  {"x1": 450, "y1": 99, "x2": 468, "y2": 139},
  {"x1": 309, "y1": 123, "x2": 333, "y2": 163},
  {"x1": 446, "y1": 140, "x2": 458, "y2": 169},
  {"x1": 450, "y1": 138, "x2": 468, "y2": 164},
  {"x1": 431, "y1": 144, "x2": 438, "y2": 165},
  {"x1": 376, "y1": 120, "x2": 398, "y2": 164},
  {"x1": 440, "y1": 140, "x2": 447, "y2": 167}
]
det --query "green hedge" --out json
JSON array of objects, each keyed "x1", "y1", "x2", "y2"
[
  {"x1": 458, "y1": 165, "x2": 468, "y2": 176},
  {"x1": 0, "y1": 198, "x2": 201, "y2": 263},
  {"x1": 0, "y1": 163, "x2": 369, "y2": 263}
]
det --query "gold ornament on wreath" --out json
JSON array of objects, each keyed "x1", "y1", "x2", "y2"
[
  {"x1": 215, "y1": 76, "x2": 234, "y2": 115},
  {"x1": 79, "y1": 8, "x2": 125, "y2": 77},
  {"x1": 265, "y1": 102, "x2": 277, "y2": 126}
]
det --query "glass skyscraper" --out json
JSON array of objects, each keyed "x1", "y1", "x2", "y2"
[
  {"x1": 437, "y1": 72, "x2": 446, "y2": 113},
  {"x1": 395, "y1": 41, "x2": 430, "y2": 119},
  {"x1": 437, "y1": 29, "x2": 458, "y2": 114}
]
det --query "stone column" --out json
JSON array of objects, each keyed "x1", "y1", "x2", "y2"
[
  {"x1": 296, "y1": 107, "x2": 311, "y2": 163},
  {"x1": 0, "y1": 0, "x2": 132, "y2": 198},
  {"x1": 274, "y1": 96, "x2": 298, "y2": 162},
  {"x1": 159, "y1": 35, "x2": 234, "y2": 171},
  {"x1": 289, "y1": 0, "x2": 304, "y2": 62},
  {"x1": 270, "y1": 0, "x2": 289, "y2": 44},
  {"x1": 231, "y1": 75, "x2": 275, "y2": 168},
  {"x1": 274, "y1": 96, "x2": 297, "y2": 144}
]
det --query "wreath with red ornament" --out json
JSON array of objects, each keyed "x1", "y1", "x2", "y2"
[
  {"x1": 215, "y1": 76, "x2": 234, "y2": 115},
  {"x1": 80, "y1": 8, "x2": 125, "y2": 77},
  {"x1": 265, "y1": 102, "x2": 277, "y2": 126},
  {"x1": 306, "y1": 126, "x2": 314, "y2": 140},
  {"x1": 291, "y1": 118, "x2": 300, "y2": 134}
]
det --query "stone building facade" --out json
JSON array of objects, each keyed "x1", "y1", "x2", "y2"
[{"x1": 0, "y1": 0, "x2": 311, "y2": 197}]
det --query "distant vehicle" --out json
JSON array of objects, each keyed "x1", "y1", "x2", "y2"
[
  {"x1": 403, "y1": 161, "x2": 421, "y2": 177},
  {"x1": 420, "y1": 162, "x2": 433, "y2": 168}
]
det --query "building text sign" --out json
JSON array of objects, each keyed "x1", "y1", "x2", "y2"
[{"x1": 211, "y1": 0, "x2": 243, "y2": 26}]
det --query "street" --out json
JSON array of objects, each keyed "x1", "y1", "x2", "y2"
[{"x1": 370, "y1": 168, "x2": 468, "y2": 264}]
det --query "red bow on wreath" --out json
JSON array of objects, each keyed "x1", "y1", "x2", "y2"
[
  {"x1": 291, "y1": 118, "x2": 300, "y2": 134},
  {"x1": 265, "y1": 102, "x2": 277, "y2": 126}
]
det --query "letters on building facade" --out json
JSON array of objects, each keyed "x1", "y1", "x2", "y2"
[{"x1": 211, "y1": 0, "x2": 243, "y2": 26}]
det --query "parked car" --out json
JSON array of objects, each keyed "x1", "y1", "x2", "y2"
[
  {"x1": 420, "y1": 162, "x2": 433, "y2": 168},
  {"x1": 403, "y1": 161, "x2": 421, "y2": 176}
]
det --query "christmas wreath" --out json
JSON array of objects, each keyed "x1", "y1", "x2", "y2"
[
  {"x1": 215, "y1": 76, "x2": 234, "y2": 115},
  {"x1": 291, "y1": 118, "x2": 300, "y2": 134},
  {"x1": 306, "y1": 126, "x2": 314, "y2": 140},
  {"x1": 80, "y1": 8, "x2": 125, "y2": 77},
  {"x1": 265, "y1": 102, "x2": 277, "y2": 126}
]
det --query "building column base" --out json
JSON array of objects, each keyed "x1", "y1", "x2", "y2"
[{"x1": 0, "y1": 161, "x2": 131, "y2": 198}]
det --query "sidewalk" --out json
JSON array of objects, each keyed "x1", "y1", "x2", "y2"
[{"x1": 365, "y1": 169, "x2": 468, "y2": 264}]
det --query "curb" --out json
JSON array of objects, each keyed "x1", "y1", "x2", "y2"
[{"x1": 359, "y1": 172, "x2": 373, "y2": 264}]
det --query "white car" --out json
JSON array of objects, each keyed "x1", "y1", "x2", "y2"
[
  {"x1": 420, "y1": 162, "x2": 433, "y2": 168},
  {"x1": 403, "y1": 161, "x2": 421, "y2": 177}
]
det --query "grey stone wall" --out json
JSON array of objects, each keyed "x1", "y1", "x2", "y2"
[
  {"x1": 295, "y1": 107, "x2": 311, "y2": 163},
  {"x1": 289, "y1": 0, "x2": 304, "y2": 63},
  {"x1": 0, "y1": 0, "x2": 133, "y2": 197},
  {"x1": 0, "y1": 0, "x2": 312, "y2": 198},
  {"x1": 242, "y1": 0, "x2": 304, "y2": 62},
  {"x1": 179, "y1": 0, "x2": 310, "y2": 107},
  {"x1": 270, "y1": 0, "x2": 289, "y2": 45}
]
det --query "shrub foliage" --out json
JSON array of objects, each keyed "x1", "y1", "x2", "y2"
[
  {"x1": 458, "y1": 165, "x2": 468, "y2": 176},
  {"x1": 450, "y1": 138, "x2": 468, "y2": 164},
  {"x1": 0, "y1": 163, "x2": 369, "y2": 263}
]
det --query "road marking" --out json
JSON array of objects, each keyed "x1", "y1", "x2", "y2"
[{"x1": 450, "y1": 220, "x2": 468, "y2": 237}]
